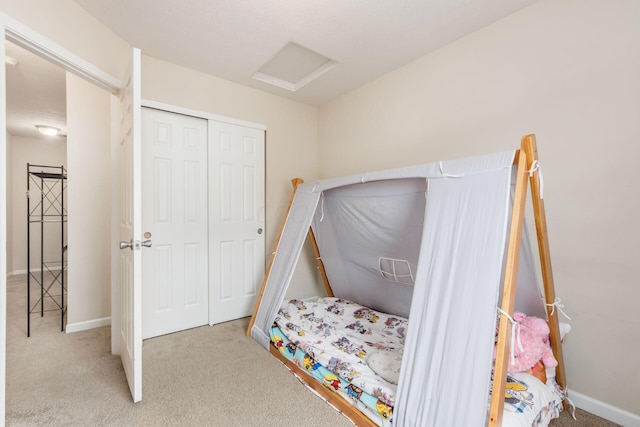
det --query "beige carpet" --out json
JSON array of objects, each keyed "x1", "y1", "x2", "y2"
[{"x1": 5, "y1": 274, "x2": 619, "y2": 426}]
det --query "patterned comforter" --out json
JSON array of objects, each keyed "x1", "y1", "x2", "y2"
[
  {"x1": 272, "y1": 297, "x2": 404, "y2": 424},
  {"x1": 271, "y1": 297, "x2": 564, "y2": 427}
]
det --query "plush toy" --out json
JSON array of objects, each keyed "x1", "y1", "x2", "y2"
[{"x1": 508, "y1": 312, "x2": 558, "y2": 376}]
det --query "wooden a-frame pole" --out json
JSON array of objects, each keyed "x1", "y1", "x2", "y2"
[
  {"x1": 489, "y1": 141, "x2": 529, "y2": 427},
  {"x1": 489, "y1": 134, "x2": 566, "y2": 426},
  {"x1": 522, "y1": 135, "x2": 567, "y2": 392},
  {"x1": 307, "y1": 225, "x2": 334, "y2": 297},
  {"x1": 246, "y1": 178, "x2": 304, "y2": 337}
]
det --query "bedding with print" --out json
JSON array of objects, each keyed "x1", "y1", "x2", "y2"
[
  {"x1": 272, "y1": 297, "x2": 406, "y2": 424},
  {"x1": 272, "y1": 297, "x2": 565, "y2": 427}
]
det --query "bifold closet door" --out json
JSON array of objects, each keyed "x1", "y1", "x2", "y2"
[
  {"x1": 141, "y1": 107, "x2": 209, "y2": 339},
  {"x1": 209, "y1": 121, "x2": 265, "y2": 325}
]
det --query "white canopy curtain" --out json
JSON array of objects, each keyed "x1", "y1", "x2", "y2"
[
  {"x1": 394, "y1": 162, "x2": 513, "y2": 426},
  {"x1": 251, "y1": 150, "x2": 524, "y2": 426},
  {"x1": 250, "y1": 190, "x2": 321, "y2": 349}
]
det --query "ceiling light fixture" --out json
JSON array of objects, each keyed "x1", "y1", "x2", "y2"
[
  {"x1": 5, "y1": 56, "x2": 18, "y2": 67},
  {"x1": 35, "y1": 125, "x2": 61, "y2": 136}
]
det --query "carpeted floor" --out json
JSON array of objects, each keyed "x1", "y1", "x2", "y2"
[{"x1": 5, "y1": 274, "x2": 619, "y2": 426}]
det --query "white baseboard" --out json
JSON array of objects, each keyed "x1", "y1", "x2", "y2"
[
  {"x1": 65, "y1": 317, "x2": 111, "y2": 334},
  {"x1": 9, "y1": 267, "x2": 63, "y2": 276},
  {"x1": 569, "y1": 388, "x2": 640, "y2": 427},
  {"x1": 9, "y1": 269, "x2": 27, "y2": 276}
]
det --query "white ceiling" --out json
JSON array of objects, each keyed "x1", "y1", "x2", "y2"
[
  {"x1": 73, "y1": 0, "x2": 540, "y2": 106},
  {"x1": 5, "y1": 41, "x2": 67, "y2": 140},
  {"x1": 5, "y1": 0, "x2": 541, "y2": 140}
]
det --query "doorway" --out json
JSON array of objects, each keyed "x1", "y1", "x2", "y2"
[
  {"x1": 1, "y1": 21, "x2": 122, "y2": 420},
  {"x1": 5, "y1": 41, "x2": 67, "y2": 317}
]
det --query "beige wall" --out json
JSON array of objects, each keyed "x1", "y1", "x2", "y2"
[
  {"x1": 7, "y1": 136, "x2": 67, "y2": 275},
  {"x1": 142, "y1": 56, "x2": 325, "y2": 298},
  {"x1": 318, "y1": 0, "x2": 640, "y2": 415},
  {"x1": 0, "y1": 0, "x2": 130, "y2": 81},
  {"x1": 66, "y1": 72, "x2": 112, "y2": 326}
]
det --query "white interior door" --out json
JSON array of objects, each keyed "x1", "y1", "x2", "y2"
[
  {"x1": 1, "y1": 27, "x2": 8, "y2": 426},
  {"x1": 209, "y1": 121, "x2": 265, "y2": 324},
  {"x1": 141, "y1": 108, "x2": 208, "y2": 339},
  {"x1": 118, "y1": 47, "x2": 142, "y2": 403}
]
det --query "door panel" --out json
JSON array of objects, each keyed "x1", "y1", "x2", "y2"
[
  {"x1": 141, "y1": 108, "x2": 208, "y2": 339},
  {"x1": 118, "y1": 47, "x2": 142, "y2": 403},
  {"x1": 0, "y1": 30, "x2": 7, "y2": 424},
  {"x1": 209, "y1": 121, "x2": 265, "y2": 324}
]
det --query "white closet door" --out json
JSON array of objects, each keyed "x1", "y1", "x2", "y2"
[
  {"x1": 141, "y1": 108, "x2": 208, "y2": 339},
  {"x1": 209, "y1": 121, "x2": 265, "y2": 324}
]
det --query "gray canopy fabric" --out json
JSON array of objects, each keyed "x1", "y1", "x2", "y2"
[{"x1": 250, "y1": 149, "x2": 544, "y2": 426}]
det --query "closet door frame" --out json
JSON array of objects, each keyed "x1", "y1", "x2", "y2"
[{"x1": 141, "y1": 99, "x2": 267, "y2": 326}]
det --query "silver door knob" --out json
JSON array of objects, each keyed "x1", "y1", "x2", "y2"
[
  {"x1": 141, "y1": 239, "x2": 152, "y2": 248},
  {"x1": 257, "y1": 228, "x2": 263, "y2": 234},
  {"x1": 120, "y1": 240, "x2": 133, "y2": 250}
]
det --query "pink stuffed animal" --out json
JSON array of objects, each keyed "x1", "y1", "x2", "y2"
[{"x1": 508, "y1": 312, "x2": 558, "y2": 374}]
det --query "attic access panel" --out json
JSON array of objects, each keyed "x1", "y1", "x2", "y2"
[{"x1": 253, "y1": 42, "x2": 337, "y2": 92}]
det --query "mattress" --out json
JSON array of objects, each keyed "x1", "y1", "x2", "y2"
[{"x1": 271, "y1": 297, "x2": 564, "y2": 427}]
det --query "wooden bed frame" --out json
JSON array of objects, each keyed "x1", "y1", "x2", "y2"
[{"x1": 247, "y1": 134, "x2": 566, "y2": 427}]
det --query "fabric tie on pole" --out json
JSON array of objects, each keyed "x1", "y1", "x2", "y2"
[
  {"x1": 563, "y1": 392, "x2": 578, "y2": 420},
  {"x1": 497, "y1": 308, "x2": 524, "y2": 366},
  {"x1": 545, "y1": 297, "x2": 571, "y2": 320},
  {"x1": 528, "y1": 160, "x2": 544, "y2": 199},
  {"x1": 319, "y1": 193, "x2": 325, "y2": 222}
]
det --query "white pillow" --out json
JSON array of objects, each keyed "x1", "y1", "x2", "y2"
[
  {"x1": 559, "y1": 322, "x2": 571, "y2": 340},
  {"x1": 366, "y1": 350, "x2": 403, "y2": 385}
]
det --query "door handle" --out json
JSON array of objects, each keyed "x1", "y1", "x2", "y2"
[
  {"x1": 257, "y1": 228, "x2": 263, "y2": 234},
  {"x1": 120, "y1": 239, "x2": 152, "y2": 250}
]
